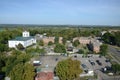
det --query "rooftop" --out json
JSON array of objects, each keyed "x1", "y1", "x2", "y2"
[
  {"x1": 36, "y1": 72, "x2": 54, "y2": 80},
  {"x1": 10, "y1": 36, "x2": 34, "y2": 41}
]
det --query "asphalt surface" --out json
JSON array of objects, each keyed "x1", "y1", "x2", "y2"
[
  {"x1": 39, "y1": 55, "x2": 67, "y2": 72},
  {"x1": 37, "y1": 54, "x2": 112, "y2": 80},
  {"x1": 108, "y1": 45, "x2": 120, "y2": 64}
]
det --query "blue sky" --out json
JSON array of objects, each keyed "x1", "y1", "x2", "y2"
[{"x1": 0, "y1": 0, "x2": 120, "y2": 25}]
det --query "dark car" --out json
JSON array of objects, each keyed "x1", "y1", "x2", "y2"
[
  {"x1": 105, "y1": 59, "x2": 110, "y2": 62},
  {"x1": 89, "y1": 60, "x2": 95, "y2": 66},
  {"x1": 74, "y1": 55, "x2": 77, "y2": 58},
  {"x1": 55, "y1": 58, "x2": 58, "y2": 61},
  {"x1": 105, "y1": 66, "x2": 112, "y2": 71},
  {"x1": 101, "y1": 66, "x2": 112, "y2": 73},
  {"x1": 81, "y1": 64, "x2": 87, "y2": 68},
  {"x1": 96, "y1": 60, "x2": 102, "y2": 65}
]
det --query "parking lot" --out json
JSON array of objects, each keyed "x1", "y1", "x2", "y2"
[
  {"x1": 37, "y1": 54, "x2": 111, "y2": 73},
  {"x1": 39, "y1": 55, "x2": 67, "y2": 72},
  {"x1": 71, "y1": 54, "x2": 111, "y2": 71}
]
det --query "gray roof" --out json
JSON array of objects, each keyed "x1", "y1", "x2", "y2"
[{"x1": 10, "y1": 36, "x2": 34, "y2": 41}]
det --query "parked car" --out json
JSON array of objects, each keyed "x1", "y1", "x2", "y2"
[
  {"x1": 55, "y1": 58, "x2": 58, "y2": 61},
  {"x1": 105, "y1": 59, "x2": 110, "y2": 62},
  {"x1": 81, "y1": 64, "x2": 88, "y2": 73},
  {"x1": 81, "y1": 64, "x2": 87, "y2": 69},
  {"x1": 33, "y1": 61, "x2": 42, "y2": 66},
  {"x1": 96, "y1": 60, "x2": 102, "y2": 65},
  {"x1": 89, "y1": 60, "x2": 95, "y2": 66},
  {"x1": 101, "y1": 66, "x2": 112, "y2": 73},
  {"x1": 74, "y1": 55, "x2": 77, "y2": 58}
]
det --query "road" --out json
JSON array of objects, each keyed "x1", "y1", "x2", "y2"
[{"x1": 108, "y1": 45, "x2": 120, "y2": 64}]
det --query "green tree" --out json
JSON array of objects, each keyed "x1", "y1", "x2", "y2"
[
  {"x1": 54, "y1": 36, "x2": 59, "y2": 44},
  {"x1": 0, "y1": 43, "x2": 8, "y2": 52},
  {"x1": 16, "y1": 43, "x2": 24, "y2": 50},
  {"x1": 9, "y1": 63, "x2": 35, "y2": 80},
  {"x1": 55, "y1": 58, "x2": 82, "y2": 80},
  {"x1": 38, "y1": 40, "x2": 44, "y2": 46},
  {"x1": 48, "y1": 41, "x2": 54, "y2": 46},
  {"x1": 9, "y1": 63, "x2": 24, "y2": 80},
  {"x1": 22, "y1": 63, "x2": 35, "y2": 80},
  {"x1": 62, "y1": 37, "x2": 67, "y2": 45},
  {"x1": 73, "y1": 40, "x2": 80, "y2": 47},
  {"x1": 54, "y1": 43, "x2": 66, "y2": 53},
  {"x1": 0, "y1": 53, "x2": 6, "y2": 73},
  {"x1": 100, "y1": 44, "x2": 108, "y2": 56},
  {"x1": 35, "y1": 46, "x2": 45, "y2": 54},
  {"x1": 114, "y1": 32, "x2": 120, "y2": 46},
  {"x1": 112, "y1": 64, "x2": 120, "y2": 74},
  {"x1": 101, "y1": 32, "x2": 116, "y2": 45},
  {"x1": 78, "y1": 49, "x2": 84, "y2": 54}
]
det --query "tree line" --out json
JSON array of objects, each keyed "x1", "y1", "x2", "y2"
[{"x1": 102, "y1": 31, "x2": 120, "y2": 47}]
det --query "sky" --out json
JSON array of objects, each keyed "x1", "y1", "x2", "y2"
[{"x1": 0, "y1": 0, "x2": 120, "y2": 26}]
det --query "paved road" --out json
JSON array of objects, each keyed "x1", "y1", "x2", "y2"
[{"x1": 108, "y1": 45, "x2": 120, "y2": 64}]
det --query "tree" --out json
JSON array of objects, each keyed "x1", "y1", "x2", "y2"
[
  {"x1": 54, "y1": 43, "x2": 66, "y2": 53},
  {"x1": 62, "y1": 37, "x2": 67, "y2": 45},
  {"x1": 100, "y1": 44, "x2": 108, "y2": 56},
  {"x1": 101, "y1": 32, "x2": 116, "y2": 45},
  {"x1": 0, "y1": 43, "x2": 8, "y2": 52},
  {"x1": 114, "y1": 32, "x2": 120, "y2": 46},
  {"x1": 16, "y1": 43, "x2": 24, "y2": 50},
  {"x1": 9, "y1": 63, "x2": 24, "y2": 80},
  {"x1": 73, "y1": 40, "x2": 80, "y2": 47},
  {"x1": 112, "y1": 64, "x2": 120, "y2": 74},
  {"x1": 22, "y1": 63, "x2": 35, "y2": 80},
  {"x1": 48, "y1": 41, "x2": 53, "y2": 46},
  {"x1": 78, "y1": 49, "x2": 84, "y2": 54},
  {"x1": 38, "y1": 40, "x2": 44, "y2": 46},
  {"x1": 35, "y1": 46, "x2": 46, "y2": 55},
  {"x1": 9, "y1": 63, "x2": 35, "y2": 80},
  {"x1": 55, "y1": 58, "x2": 82, "y2": 80},
  {"x1": 0, "y1": 53, "x2": 6, "y2": 73},
  {"x1": 54, "y1": 36, "x2": 59, "y2": 44}
]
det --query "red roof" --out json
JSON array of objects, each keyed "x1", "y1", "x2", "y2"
[{"x1": 35, "y1": 72, "x2": 54, "y2": 80}]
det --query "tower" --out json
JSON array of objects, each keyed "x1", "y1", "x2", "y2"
[{"x1": 22, "y1": 31, "x2": 30, "y2": 37}]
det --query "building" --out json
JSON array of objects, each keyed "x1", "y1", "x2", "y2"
[
  {"x1": 8, "y1": 31, "x2": 36, "y2": 48},
  {"x1": 42, "y1": 37, "x2": 55, "y2": 44},
  {"x1": 35, "y1": 34, "x2": 63, "y2": 45},
  {"x1": 73, "y1": 37, "x2": 102, "y2": 53},
  {"x1": 90, "y1": 40, "x2": 102, "y2": 53},
  {"x1": 35, "y1": 72, "x2": 54, "y2": 80},
  {"x1": 73, "y1": 37, "x2": 91, "y2": 45}
]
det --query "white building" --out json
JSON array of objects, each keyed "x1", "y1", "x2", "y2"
[{"x1": 8, "y1": 31, "x2": 36, "y2": 48}]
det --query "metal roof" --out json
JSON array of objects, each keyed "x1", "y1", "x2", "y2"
[{"x1": 10, "y1": 36, "x2": 34, "y2": 41}]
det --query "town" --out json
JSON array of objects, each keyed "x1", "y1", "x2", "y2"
[{"x1": 0, "y1": 26, "x2": 120, "y2": 80}]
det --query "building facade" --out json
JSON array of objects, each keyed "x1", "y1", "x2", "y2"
[
  {"x1": 73, "y1": 37, "x2": 91, "y2": 45},
  {"x1": 8, "y1": 31, "x2": 36, "y2": 48}
]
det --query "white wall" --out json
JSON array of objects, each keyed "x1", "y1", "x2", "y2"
[
  {"x1": 8, "y1": 38, "x2": 36, "y2": 48},
  {"x1": 8, "y1": 40, "x2": 24, "y2": 48}
]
